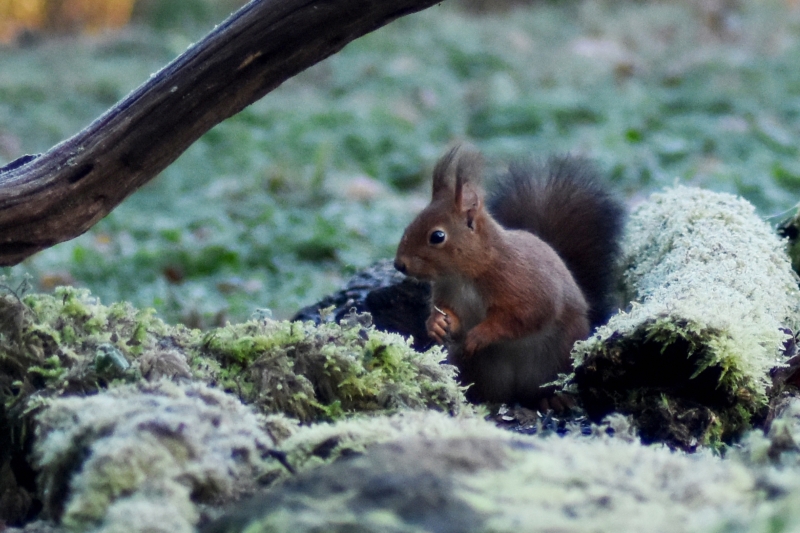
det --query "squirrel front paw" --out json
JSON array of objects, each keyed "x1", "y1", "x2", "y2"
[
  {"x1": 426, "y1": 306, "x2": 460, "y2": 344},
  {"x1": 464, "y1": 327, "x2": 493, "y2": 357}
]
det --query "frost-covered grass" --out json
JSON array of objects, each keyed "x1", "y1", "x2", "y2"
[{"x1": 2, "y1": 0, "x2": 800, "y2": 326}]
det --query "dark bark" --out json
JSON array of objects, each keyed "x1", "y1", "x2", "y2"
[
  {"x1": 0, "y1": 0, "x2": 442, "y2": 266},
  {"x1": 292, "y1": 260, "x2": 433, "y2": 351}
]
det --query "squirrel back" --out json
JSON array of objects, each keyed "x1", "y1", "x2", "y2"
[{"x1": 487, "y1": 157, "x2": 625, "y2": 329}]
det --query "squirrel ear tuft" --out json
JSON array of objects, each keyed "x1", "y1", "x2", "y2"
[
  {"x1": 432, "y1": 145, "x2": 461, "y2": 199},
  {"x1": 432, "y1": 144, "x2": 484, "y2": 205}
]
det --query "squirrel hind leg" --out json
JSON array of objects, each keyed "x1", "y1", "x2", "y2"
[
  {"x1": 453, "y1": 326, "x2": 572, "y2": 406},
  {"x1": 455, "y1": 347, "x2": 518, "y2": 404}
]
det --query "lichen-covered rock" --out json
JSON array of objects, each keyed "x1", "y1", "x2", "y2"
[
  {"x1": 33, "y1": 380, "x2": 284, "y2": 532},
  {"x1": 0, "y1": 286, "x2": 187, "y2": 527},
  {"x1": 278, "y1": 410, "x2": 508, "y2": 474},
  {"x1": 203, "y1": 412, "x2": 761, "y2": 533},
  {"x1": 571, "y1": 186, "x2": 800, "y2": 450}
]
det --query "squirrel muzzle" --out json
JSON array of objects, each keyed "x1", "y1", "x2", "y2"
[{"x1": 394, "y1": 258, "x2": 407, "y2": 274}]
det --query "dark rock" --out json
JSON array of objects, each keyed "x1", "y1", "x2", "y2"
[{"x1": 292, "y1": 260, "x2": 432, "y2": 351}]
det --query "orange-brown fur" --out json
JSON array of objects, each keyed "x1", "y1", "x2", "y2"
[{"x1": 394, "y1": 145, "x2": 624, "y2": 406}]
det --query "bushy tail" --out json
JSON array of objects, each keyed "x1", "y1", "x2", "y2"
[{"x1": 487, "y1": 156, "x2": 626, "y2": 328}]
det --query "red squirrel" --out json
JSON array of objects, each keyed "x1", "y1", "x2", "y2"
[{"x1": 394, "y1": 145, "x2": 625, "y2": 407}]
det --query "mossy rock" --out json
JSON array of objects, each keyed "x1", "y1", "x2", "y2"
[
  {"x1": 0, "y1": 285, "x2": 466, "y2": 527},
  {"x1": 572, "y1": 186, "x2": 800, "y2": 450}
]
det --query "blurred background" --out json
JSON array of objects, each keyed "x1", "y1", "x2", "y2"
[
  {"x1": 0, "y1": 0, "x2": 248, "y2": 40},
  {"x1": 1, "y1": 0, "x2": 799, "y2": 328}
]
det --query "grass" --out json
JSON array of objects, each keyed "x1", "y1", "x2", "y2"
[{"x1": 2, "y1": 0, "x2": 800, "y2": 327}]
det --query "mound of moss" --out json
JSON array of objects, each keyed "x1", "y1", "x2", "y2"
[
  {"x1": 571, "y1": 186, "x2": 800, "y2": 450},
  {"x1": 0, "y1": 285, "x2": 466, "y2": 527},
  {"x1": 197, "y1": 311, "x2": 464, "y2": 422}
]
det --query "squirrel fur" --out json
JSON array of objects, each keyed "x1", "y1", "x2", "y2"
[{"x1": 394, "y1": 145, "x2": 625, "y2": 407}]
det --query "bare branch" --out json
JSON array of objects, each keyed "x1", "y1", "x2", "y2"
[{"x1": 0, "y1": 0, "x2": 442, "y2": 266}]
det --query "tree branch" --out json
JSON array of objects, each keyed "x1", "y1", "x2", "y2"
[{"x1": 0, "y1": 0, "x2": 442, "y2": 266}]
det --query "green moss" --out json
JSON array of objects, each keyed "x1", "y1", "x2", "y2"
[
  {"x1": 1, "y1": 285, "x2": 465, "y2": 424},
  {"x1": 0, "y1": 287, "x2": 189, "y2": 412},
  {"x1": 0, "y1": 284, "x2": 466, "y2": 526},
  {"x1": 193, "y1": 314, "x2": 465, "y2": 422},
  {"x1": 27, "y1": 355, "x2": 65, "y2": 381}
]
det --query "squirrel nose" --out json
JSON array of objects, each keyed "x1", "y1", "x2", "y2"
[{"x1": 394, "y1": 259, "x2": 407, "y2": 274}]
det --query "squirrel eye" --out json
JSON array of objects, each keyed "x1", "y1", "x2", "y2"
[{"x1": 429, "y1": 230, "x2": 446, "y2": 245}]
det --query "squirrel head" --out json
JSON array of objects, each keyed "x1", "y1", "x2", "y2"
[{"x1": 394, "y1": 145, "x2": 489, "y2": 281}]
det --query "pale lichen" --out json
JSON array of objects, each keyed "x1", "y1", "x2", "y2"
[
  {"x1": 571, "y1": 186, "x2": 800, "y2": 449},
  {"x1": 277, "y1": 410, "x2": 495, "y2": 474},
  {"x1": 203, "y1": 412, "x2": 761, "y2": 533},
  {"x1": 33, "y1": 380, "x2": 282, "y2": 531}
]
